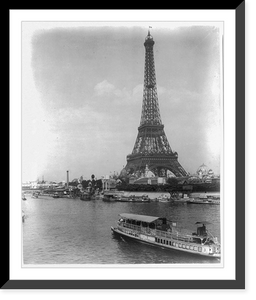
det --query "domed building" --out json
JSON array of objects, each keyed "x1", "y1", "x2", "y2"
[
  {"x1": 208, "y1": 169, "x2": 214, "y2": 176},
  {"x1": 197, "y1": 163, "x2": 208, "y2": 178}
]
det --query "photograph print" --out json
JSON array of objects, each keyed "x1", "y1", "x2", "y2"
[{"x1": 21, "y1": 21, "x2": 223, "y2": 265}]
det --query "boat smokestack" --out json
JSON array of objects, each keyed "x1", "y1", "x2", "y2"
[{"x1": 67, "y1": 170, "x2": 69, "y2": 188}]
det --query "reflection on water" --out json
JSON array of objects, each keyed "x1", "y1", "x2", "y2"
[{"x1": 22, "y1": 194, "x2": 220, "y2": 264}]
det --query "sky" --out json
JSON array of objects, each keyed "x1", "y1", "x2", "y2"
[{"x1": 22, "y1": 22, "x2": 222, "y2": 182}]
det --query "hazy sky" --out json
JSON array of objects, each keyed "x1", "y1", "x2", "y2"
[{"x1": 22, "y1": 22, "x2": 222, "y2": 182}]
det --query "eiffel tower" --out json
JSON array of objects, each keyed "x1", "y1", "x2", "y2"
[{"x1": 124, "y1": 30, "x2": 187, "y2": 178}]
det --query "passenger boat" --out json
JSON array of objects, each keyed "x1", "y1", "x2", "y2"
[{"x1": 111, "y1": 213, "x2": 221, "y2": 258}]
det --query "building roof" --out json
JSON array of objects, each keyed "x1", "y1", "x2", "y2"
[{"x1": 133, "y1": 177, "x2": 158, "y2": 184}]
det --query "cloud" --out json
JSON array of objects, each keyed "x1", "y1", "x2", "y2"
[
  {"x1": 132, "y1": 83, "x2": 143, "y2": 95},
  {"x1": 94, "y1": 80, "x2": 116, "y2": 96},
  {"x1": 93, "y1": 80, "x2": 143, "y2": 105}
]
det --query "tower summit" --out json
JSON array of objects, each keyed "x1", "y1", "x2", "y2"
[{"x1": 124, "y1": 30, "x2": 187, "y2": 178}]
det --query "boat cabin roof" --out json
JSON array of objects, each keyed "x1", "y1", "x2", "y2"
[
  {"x1": 195, "y1": 221, "x2": 211, "y2": 225},
  {"x1": 119, "y1": 213, "x2": 160, "y2": 223}
]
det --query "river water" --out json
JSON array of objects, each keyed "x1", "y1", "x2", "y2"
[{"x1": 22, "y1": 193, "x2": 220, "y2": 265}]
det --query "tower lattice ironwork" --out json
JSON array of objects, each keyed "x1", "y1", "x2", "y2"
[{"x1": 124, "y1": 30, "x2": 187, "y2": 177}]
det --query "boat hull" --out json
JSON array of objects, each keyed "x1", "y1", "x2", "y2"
[
  {"x1": 115, "y1": 198, "x2": 150, "y2": 203},
  {"x1": 79, "y1": 190, "x2": 92, "y2": 201},
  {"x1": 111, "y1": 227, "x2": 220, "y2": 259},
  {"x1": 103, "y1": 198, "x2": 116, "y2": 202},
  {"x1": 80, "y1": 196, "x2": 91, "y2": 201},
  {"x1": 187, "y1": 200, "x2": 220, "y2": 205}
]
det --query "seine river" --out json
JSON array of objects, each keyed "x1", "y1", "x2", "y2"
[{"x1": 22, "y1": 193, "x2": 220, "y2": 265}]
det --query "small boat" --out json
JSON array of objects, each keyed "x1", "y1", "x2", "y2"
[
  {"x1": 32, "y1": 192, "x2": 38, "y2": 199},
  {"x1": 140, "y1": 194, "x2": 151, "y2": 202},
  {"x1": 158, "y1": 198, "x2": 169, "y2": 203},
  {"x1": 93, "y1": 195, "x2": 103, "y2": 200},
  {"x1": 206, "y1": 196, "x2": 220, "y2": 204},
  {"x1": 186, "y1": 193, "x2": 220, "y2": 204},
  {"x1": 22, "y1": 210, "x2": 25, "y2": 222},
  {"x1": 209, "y1": 199, "x2": 220, "y2": 205},
  {"x1": 102, "y1": 190, "x2": 122, "y2": 202},
  {"x1": 22, "y1": 193, "x2": 27, "y2": 201},
  {"x1": 111, "y1": 213, "x2": 221, "y2": 258},
  {"x1": 187, "y1": 199, "x2": 211, "y2": 204},
  {"x1": 117, "y1": 194, "x2": 150, "y2": 203},
  {"x1": 91, "y1": 193, "x2": 104, "y2": 200},
  {"x1": 114, "y1": 198, "x2": 129, "y2": 202},
  {"x1": 187, "y1": 198, "x2": 220, "y2": 205},
  {"x1": 103, "y1": 194, "x2": 118, "y2": 202},
  {"x1": 80, "y1": 192, "x2": 91, "y2": 201},
  {"x1": 173, "y1": 198, "x2": 188, "y2": 203},
  {"x1": 52, "y1": 192, "x2": 60, "y2": 198},
  {"x1": 158, "y1": 194, "x2": 170, "y2": 202},
  {"x1": 130, "y1": 194, "x2": 150, "y2": 202},
  {"x1": 172, "y1": 194, "x2": 190, "y2": 203}
]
